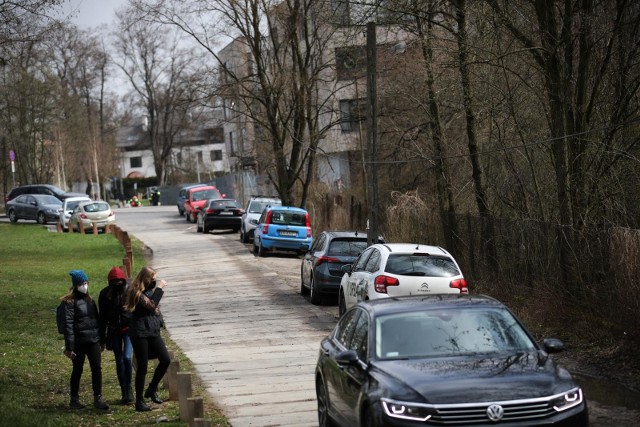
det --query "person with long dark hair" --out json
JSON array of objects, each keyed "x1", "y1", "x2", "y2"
[
  {"x1": 123, "y1": 266, "x2": 170, "y2": 412},
  {"x1": 61, "y1": 269, "x2": 110, "y2": 410},
  {"x1": 99, "y1": 266, "x2": 133, "y2": 404}
]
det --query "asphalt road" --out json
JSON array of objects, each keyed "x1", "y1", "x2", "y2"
[{"x1": 114, "y1": 205, "x2": 337, "y2": 427}]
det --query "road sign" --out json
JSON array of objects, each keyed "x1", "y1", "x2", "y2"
[{"x1": 9, "y1": 150, "x2": 15, "y2": 161}]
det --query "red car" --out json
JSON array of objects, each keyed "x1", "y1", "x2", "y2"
[{"x1": 183, "y1": 186, "x2": 224, "y2": 222}]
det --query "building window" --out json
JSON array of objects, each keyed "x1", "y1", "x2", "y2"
[
  {"x1": 229, "y1": 130, "x2": 236, "y2": 156},
  {"x1": 197, "y1": 151, "x2": 203, "y2": 163},
  {"x1": 130, "y1": 157, "x2": 142, "y2": 168},
  {"x1": 332, "y1": 0, "x2": 350, "y2": 25},
  {"x1": 339, "y1": 99, "x2": 366, "y2": 132},
  {"x1": 335, "y1": 47, "x2": 366, "y2": 80},
  {"x1": 176, "y1": 152, "x2": 182, "y2": 165},
  {"x1": 211, "y1": 150, "x2": 223, "y2": 161}
]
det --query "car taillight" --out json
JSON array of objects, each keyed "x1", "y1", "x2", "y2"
[
  {"x1": 264, "y1": 210, "x2": 273, "y2": 233},
  {"x1": 305, "y1": 213, "x2": 311, "y2": 237},
  {"x1": 80, "y1": 213, "x2": 88, "y2": 219},
  {"x1": 316, "y1": 256, "x2": 340, "y2": 266},
  {"x1": 206, "y1": 208, "x2": 215, "y2": 214},
  {"x1": 374, "y1": 275, "x2": 399, "y2": 293},
  {"x1": 108, "y1": 211, "x2": 115, "y2": 217},
  {"x1": 450, "y1": 278, "x2": 469, "y2": 294}
]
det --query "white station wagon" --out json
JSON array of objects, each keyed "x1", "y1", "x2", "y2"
[{"x1": 338, "y1": 243, "x2": 468, "y2": 316}]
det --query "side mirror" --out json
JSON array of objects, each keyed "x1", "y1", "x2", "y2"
[
  {"x1": 543, "y1": 338, "x2": 565, "y2": 353},
  {"x1": 335, "y1": 350, "x2": 360, "y2": 366}
]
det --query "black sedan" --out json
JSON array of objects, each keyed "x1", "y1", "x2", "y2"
[
  {"x1": 196, "y1": 198, "x2": 244, "y2": 233},
  {"x1": 301, "y1": 230, "x2": 380, "y2": 305},
  {"x1": 6, "y1": 194, "x2": 62, "y2": 225},
  {"x1": 315, "y1": 294, "x2": 588, "y2": 427}
]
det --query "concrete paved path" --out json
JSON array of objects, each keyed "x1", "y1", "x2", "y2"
[{"x1": 115, "y1": 206, "x2": 338, "y2": 427}]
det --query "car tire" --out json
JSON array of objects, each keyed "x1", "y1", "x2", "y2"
[
  {"x1": 309, "y1": 275, "x2": 322, "y2": 305},
  {"x1": 338, "y1": 290, "x2": 347, "y2": 317},
  {"x1": 300, "y1": 267, "x2": 310, "y2": 296},
  {"x1": 37, "y1": 211, "x2": 47, "y2": 225},
  {"x1": 196, "y1": 220, "x2": 203, "y2": 232},
  {"x1": 253, "y1": 240, "x2": 258, "y2": 255},
  {"x1": 316, "y1": 377, "x2": 335, "y2": 427},
  {"x1": 8, "y1": 209, "x2": 18, "y2": 223},
  {"x1": 241, "y1": 227, "x2": 250, "y2": 243},
  {"x1": 185, "y1": 212, "x2": 191, "y2": 222},
  {"x1": 361, "y1": 403, "x2": 381, "y2": 427},
  {"x1": 178, "y1": 208, "x2": 183, "y2": 216},
  {"x1": 203, "y1": 224, "x2": 210, "y2": 233},
  {"x1": 258, "y1": 241, "x2": 266, "y2": 257}
]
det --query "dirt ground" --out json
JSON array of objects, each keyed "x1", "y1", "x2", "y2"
[{"x1": 553, "y1": 353, "x2": 640, "y2": 426}]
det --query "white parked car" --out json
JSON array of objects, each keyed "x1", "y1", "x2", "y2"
[
  {"x1": 338, "y1": 243, "x2": 468, "y2": 316},
  {"x1": 68, "y1": 200, "x2": 115, "y2": 232},
  {"x1": 239, "y1": 195, "x2": 281, "y2": 243},
  {"x1": 58, "y1": 196, "x2": 91, "y2": 230}
]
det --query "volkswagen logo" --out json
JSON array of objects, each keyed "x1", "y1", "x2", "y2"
[{"x1": 486, "y1": 404, "x2": 504, "y2": 421}]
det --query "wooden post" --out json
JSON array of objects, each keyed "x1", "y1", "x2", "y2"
[
  {"x1": 56, "y1": 222, "x2": 62, "y2": 233},
  {"x1": 193, "y1": 419, "x2": 211, "y2": 427},
  {"x1": 166, "y1": 359, "x2": 180, "y2": 401},
  {"x1": 178, "y1": 372, "x2": 193, "y2": 421},
  {"x1": 187, "y1": 397, "x2": 204, "y2": 427},
  {"x1": 78, "y1": 221, "x2": 85, "y2": 234},
  {"x1": 92, "y1": 222, "x2": 98, "y2": 234}
]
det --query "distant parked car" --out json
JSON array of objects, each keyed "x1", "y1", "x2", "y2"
[
  {"x1": 5, "y1": 184, "x2": 85, "y2": 206},
  {"x1": 300, "y1": 231, "x2": 383, "y2": 305},
  {"x1": 6, "y1": 194, "x2": 62, "y2": 224},
  {"x1": 58, "y1": 196, "x2": 91, "y2": 231},
  {"x1": 240, "y1": 195, "x2": 281, "y2": 243},
  {"x1": 196, "y1": 199, "x2": 244, "y2": 233},
  {"x1": 315, "y1": 294, "x2": 588, "y2": 427},
  {"x1": 68, "y1": 200, "x2": 115, "y2": 232},
  {"x1": 176, "y1": 183, "x2": 207, "y2": 216},
  {"x1": 183, "y1": 186, "x2": 224, "y2": 222},
  {"x1": 338, "y1": 243, "x2": 467, "y2": 316},
  {"x1": 253, "y1": 206, "x2": 312, "y2": 257}
]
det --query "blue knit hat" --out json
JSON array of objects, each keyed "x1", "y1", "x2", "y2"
[{"x1": 69, "y1": 270, "x2": 89, "y2": 286}]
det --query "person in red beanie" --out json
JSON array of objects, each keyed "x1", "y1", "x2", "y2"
[{"x1": 99, "y1": 266, "x2": 133, "y2": 404}]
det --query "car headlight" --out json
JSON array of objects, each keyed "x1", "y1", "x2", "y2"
[
  {"x1": 381, "y1": 398, "x2": 434, "y2": 422},
  {"x1": 551, "y1": 388, "x2": 583, "y2": 412}
]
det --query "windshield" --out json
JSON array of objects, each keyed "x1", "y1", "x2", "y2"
[
  {"x1": 375, "y1": 308, "x2": 536, "y2": 360},
  {"x1": 193, "y1": 189, "x2": 221, "y2": 201},
  {"x1": 249, "y1": 200, "x2": 281, "y2": 213},
  {"x1": 39, "y1": 195, "x2": 62, "y2": 205},
  {"x1": 83, "y1": 202, "x2": 110, "y2": 213},
  {"x1": 328, "y1": 239, "x2": 368, "y2": 257},
  {"x1": 385, "y1": 254, "x2": 460, "y2": 277}
]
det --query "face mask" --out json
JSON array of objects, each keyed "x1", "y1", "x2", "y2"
[{"x1": 77, "y1": 284, "x2": 89, "y2": 294}]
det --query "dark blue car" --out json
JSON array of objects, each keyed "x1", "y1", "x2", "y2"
[{"x1": 300, "y1": 230, "x2": 382, "y2": 305}]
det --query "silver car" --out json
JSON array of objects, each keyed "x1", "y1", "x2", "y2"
[
  {"x1": 239, "y1": 195, "x2": 281, "y2": 243},
  {"x1": 68, "y1": 201, "x2": 116, "y2": 232},
  {"x1": 58, "y1": 196, "x2": 91, "y2": 231}
]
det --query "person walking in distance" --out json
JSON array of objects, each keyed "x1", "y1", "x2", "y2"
[
  {"x1": 99, "y1": 267, "x2": 133, "y2": 404},
  {"x1": 61, "y1": 270, "x2": 110, "y2": 410},
  {"x1": 123, "y1": 266, "x2": 170, "y2": 412}
]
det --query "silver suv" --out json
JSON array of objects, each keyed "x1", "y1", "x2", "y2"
[{"x1": 239, "y1": 195, "x2": 281, "y2": 243}]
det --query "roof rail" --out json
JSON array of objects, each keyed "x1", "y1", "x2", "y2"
[{"x1": 250, "y1": 195, "x2": 280, "y2": 199}]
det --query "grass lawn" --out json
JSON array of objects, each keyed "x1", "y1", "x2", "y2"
[{"x1": 0, "y1": 223, "x2": 229, "y2": 427}]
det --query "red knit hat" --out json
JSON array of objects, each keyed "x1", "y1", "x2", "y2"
[{"x1": 107, "y1": 266, "x2": 127, "y2": 283}]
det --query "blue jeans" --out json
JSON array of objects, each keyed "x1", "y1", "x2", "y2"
[{"x1": 111, "y1": 333, "x2": 133, "y2": 391}]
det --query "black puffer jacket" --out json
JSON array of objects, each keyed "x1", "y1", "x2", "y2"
[
  {"x1": 63, "y1": 291, "x2": 102, "y2": 351},
  {"x1": 128, "y1": 287, "x2": 164, "y2": 338},
  {"x1": 98, "y1": 284, "x2": 131, "y2": 341}
]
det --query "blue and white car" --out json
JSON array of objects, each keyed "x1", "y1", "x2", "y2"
[{"x1": 253, "y1": 206, "x2": 313, "y2": 257}]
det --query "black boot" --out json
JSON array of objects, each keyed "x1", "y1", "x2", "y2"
[
  {"x1": 69, "y1": 396, "x2": 85, "y2": 410},
  {"x1": 135, "y1": 399, "x2": 151, "y2": 412},
  {"x1": 121, "y1": 386, "x2": 133, "y2": 404},
  {"x1": 144, "y1": 387, "x2": 164, "y2": 404},
  {"x1": 93, "y1": 395, "x2": 110, "y2": 410}
]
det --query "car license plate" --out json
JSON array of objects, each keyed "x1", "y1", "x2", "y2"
[
  {"x1": 220, "y1": 211, "x2": 234, "y2": 215},
  {"x1": 280, "y1": 231, "x2": 297, "y2": 236}
]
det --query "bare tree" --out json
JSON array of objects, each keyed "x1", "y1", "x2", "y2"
[{"x1": 114, "y1": 9, "x2": 206, "y2": 185}]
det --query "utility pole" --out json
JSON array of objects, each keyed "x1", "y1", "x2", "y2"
[{"x1": 366, "y1": 22, "x2": 379, "y2": 246}]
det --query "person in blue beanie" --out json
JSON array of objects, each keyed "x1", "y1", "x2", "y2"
[{"x1": 60, "y1": 269, "x2": 109, "y2": 410}]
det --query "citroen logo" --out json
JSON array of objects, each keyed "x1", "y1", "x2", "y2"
[
  {"x1": 486, "y1": 404, "x2": 504, "y2": 422},
  {"x1": 420, "y1": 282, "x2": 429, "y2": 289}
]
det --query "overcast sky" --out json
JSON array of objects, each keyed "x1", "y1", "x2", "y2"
[{"x1": 61, "y1": 0, "x2": 129, "y2": 29}]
